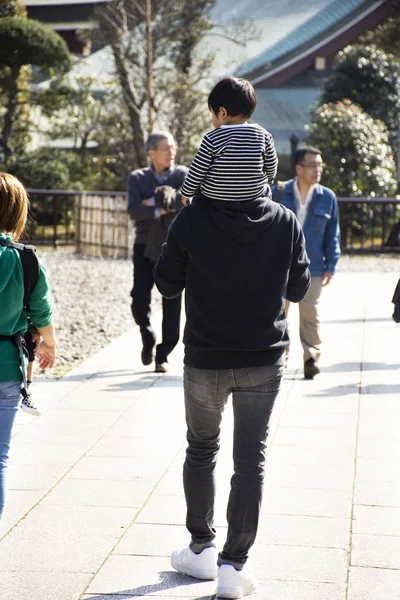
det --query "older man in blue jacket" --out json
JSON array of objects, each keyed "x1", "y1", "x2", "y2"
[{"x1": 272, "y1": 146, "x2": 341, "y2": 379}]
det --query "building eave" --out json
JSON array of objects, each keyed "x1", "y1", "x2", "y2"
[
  {"x1": 45, "y1": 21, "x2": 98, "y2": 30},
  {"x1": 244, "y1": 0, "x2": 392, "y2": 87},
  {"x1": 25, "y1": 1, "x2": 108, "y2": 5}
]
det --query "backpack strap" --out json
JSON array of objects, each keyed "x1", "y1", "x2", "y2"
[
  {"x1": 274, "y1": 181, "x2": 286, "y2": 204},
  {"x1": 0, "y1": 331, "x2": 30, "y2": 397},
  {"x1": 0, "y1": 239, "x2": 40, "y2": 308},
  {"x1": 0, "y1": 239, "x2": 39, "y2": 398}
]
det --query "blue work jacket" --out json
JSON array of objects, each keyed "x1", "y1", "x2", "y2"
[{"x1": 272, "y1": 179, "x2": 341, "y2": 276}]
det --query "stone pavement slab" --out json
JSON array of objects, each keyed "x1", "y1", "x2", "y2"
[
  {"x1": 348, "y1": 566, "x2": 400, "y2": 600},
  {"x1": 0, "y1": 270, "x2": 399, "y2": 600},
  {"x1": 256, "y1": 513, "x2": 349, "y2": 548},
  {"x1": 353, "y1": 504, "x2": 400, "y2": 536}
]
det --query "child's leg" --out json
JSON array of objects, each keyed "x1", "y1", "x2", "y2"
[
  {"x1": 21, "y1": 350, "x2": 40, "y2": 417},
  {"x1": 27, "y1": 360, "x2": 33, "y2": 384},
  {"x1": 21, "y1": 339, "x2": 41, "y2": 416}
]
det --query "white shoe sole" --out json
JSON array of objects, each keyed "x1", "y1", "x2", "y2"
[
  {"x1": 21, "y1": 405, "x2": 41, "y2": 416},
  {"x1": 217, "y1": 584, "x2": 258, "y2": 598},
  {"x1": 217, "y1": 565, "x2": 258, "y2": 598},
  {"x1": 171, "y1": 555, "x2": 217, "y2": 580}
]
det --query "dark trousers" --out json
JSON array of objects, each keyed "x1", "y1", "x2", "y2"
[
  {"x1": 131, "y1": 243, "x2": 181, "y2": 364},
  {"x1": 183, "y1": 364, "x2": 283, "y2": 569}
]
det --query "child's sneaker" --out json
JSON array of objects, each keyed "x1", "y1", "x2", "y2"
[
  {"x1": 217, "y1": 564, "x2": 258, "y2": 598},
  {"x1": 21, "y1": 391, "x2": 41, "y2": 416}
]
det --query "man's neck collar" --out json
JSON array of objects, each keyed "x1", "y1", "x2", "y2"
[
  {"x1": 151, "y1": 164, "x2": 173, "y2": 176},
  {"x1": 295, "y1": 177, "x2": 313, "y2": 196}
]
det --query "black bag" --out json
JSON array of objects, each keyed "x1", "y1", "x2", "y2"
[
  {"x1": 0, "y1": 239, "x2": 39, "y2": 308},
  {"x1": 392, "y1": 278, "x2": 400, "y2": 323},
  {"x1": 144, "y1": 186, "x2": 179, "y2": 262},
  {"x1": 0, "y1": 239, "x2": 40, "y2": 396}
]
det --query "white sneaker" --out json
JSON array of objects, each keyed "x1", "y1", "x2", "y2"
[
  {"x1": 21, "y1": 393, "x2": 41, "y2": 416},
  {"x1": 171, "y1": 545, "x2": 218, "y2": 580},
  {"x1": 217, "y1": 564, "x2": 258, "y2": 598}
]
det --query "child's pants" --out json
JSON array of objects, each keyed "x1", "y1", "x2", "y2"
[{"x1": 0, "y1": 381, "x2": 21, "y2": 520}]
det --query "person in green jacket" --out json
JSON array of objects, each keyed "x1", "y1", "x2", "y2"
[{"x1": 0, "y1": 172, "x2": 56, "y2": 521}]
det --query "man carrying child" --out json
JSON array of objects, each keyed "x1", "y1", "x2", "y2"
[{"x1": 154, "y1": 77, "x2": 311, "y2": 598}]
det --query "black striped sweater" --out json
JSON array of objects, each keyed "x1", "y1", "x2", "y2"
[{"x1": 181, "y1": 123, "x2": 278, "y2": 201}]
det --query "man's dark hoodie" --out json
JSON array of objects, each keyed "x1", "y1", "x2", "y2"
[{"x1": 154, "y1": 194, "x2": 310, "y2": 369}]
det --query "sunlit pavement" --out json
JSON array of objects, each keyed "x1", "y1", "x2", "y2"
[{"x1": 0, "y1": 270, "x2": 399, "y2": 600}]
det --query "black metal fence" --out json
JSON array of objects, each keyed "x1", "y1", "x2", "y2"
[
  {"x1": 22, "y1": 189, "x2": 80, "y2": 247},
  {"x1": 21, "y1": 190, "x2": 400, "y2": 254},
  {"x1": 338, "y1": 198, "x2": 400, "y2": 252}
]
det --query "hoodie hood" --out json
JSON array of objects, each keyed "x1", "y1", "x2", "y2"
[
  {"x1": 194, "y1": 194, "x2": 280, "y2": 243},
  {"x1": 0, "y1": 233, "x2": 19, "y2": 293}
]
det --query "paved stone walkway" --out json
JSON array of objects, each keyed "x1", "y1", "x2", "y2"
[{"x1": 0, "y1": 270, "x2": 399, "y2": 600}]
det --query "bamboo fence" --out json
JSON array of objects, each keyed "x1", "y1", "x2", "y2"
[{"x1": 75, "y1": 193, "x2": 133, "y2": 259}]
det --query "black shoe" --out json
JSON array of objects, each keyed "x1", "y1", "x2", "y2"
[
  {"x1": 141, "y1": 345, "x2": 154, "y2": 366},
  {"x1": 155, "y1": 362, "x2": 169, "y2": 373},
  {"x1": 304, "y1": 358, "x2": 320, "y2": 379}
]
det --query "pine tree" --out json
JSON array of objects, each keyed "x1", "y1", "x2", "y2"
[{"x1": 0, "y1": 16, "x2": 72, "y2": 161}]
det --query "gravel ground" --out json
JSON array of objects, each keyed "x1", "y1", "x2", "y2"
[
  {"x1": 337, "y1": 253, "x2": 399, "y2": 273},
  {"x1": 38, "y1": 249, "x2": 161, "y2": 378},
  {"x1": 36, "y1": 249, "x2": 399, "y2": 379}
]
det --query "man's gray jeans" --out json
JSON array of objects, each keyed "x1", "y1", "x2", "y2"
[{"x1": 183, "y1": 363, "x2": 283, "y2": 569}]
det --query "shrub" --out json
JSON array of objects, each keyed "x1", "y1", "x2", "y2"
[
  {"x1": 321, "y1": 44, "x2": 400, "y2": 137},
  {"x1": 307, "y1": 100, "x2": 397, "y2": 198},
  {"x1": 0, "y1": 17, "x2": 72, "y2": 73}
]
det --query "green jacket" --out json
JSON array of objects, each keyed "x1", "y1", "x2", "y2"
[{"x1": 0, "y1": 233, "x2": 53, "y2": 382}]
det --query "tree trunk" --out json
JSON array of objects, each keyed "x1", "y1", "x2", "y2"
[
  {"x1": 171, "y1": 78, "x2": 187, "y2": 151},
  {"x1": 0, "y1": 63, "x2": 21, "y2": 162},
  {"x1": 145, "y1": 0, "x2": 154, "y2": 136},
  {"x1": 111, "y1": 42, "x2": 147, "y2": 167},
  {"x1": 171, "y1": 42, "x2": 192, "y2": 150}
]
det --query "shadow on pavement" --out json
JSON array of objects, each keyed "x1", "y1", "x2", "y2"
[
  {"x1": 85, "y1": 570, "x2": 215, "y2": 599},
  {"x1": 361, "y1": 384, "x2": 400, "y2": 394},
  {"x1": 324, "y1": 317, "x2": 392, "y2": 324},
  {"x1": 321, "y1": 362, "x2": 399, "y2": 372},
  {"x1": 308, "y1": 383, "x2": 400, "y2": 397},
  {"x1": 104, "y1": 374, "x2": 183, "y2": 392},
  {"x1": 59, "y1": 369, "x2": 148, "y2": 382}
]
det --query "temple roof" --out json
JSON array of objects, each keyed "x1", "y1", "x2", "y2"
[{"x1": 200, "y1": 0, "x2": 392, "y2": 86}]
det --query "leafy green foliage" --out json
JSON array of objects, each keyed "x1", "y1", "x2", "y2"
[
  {"x1": 7, "y1": 148, "x2": 82, "y2": 231},
  {"x1": 80, "y1": 103, "x2": 137, "y2": 190},
  {"x1": 39, "y1": 73, "x2": 136, "y2": 190},
  {"x1": 307, "y1": 100, "x2": 397, "y2": 197},
  {"x1": 321, "y1": 44, "x2": 400, "y2": 136},
  {"x1": 360, "y1": 16, "x2": 400, "y2": 58},
  {"x1": 7, "y1": 148, "x2": 83, "y2": 190},
  {"x1": 0, "y1": 16, "x2": 73, "y2": 161},
  {"x1": 152, "y1": 0, "x2": 215, "y2": 74},
  {"x1": 43, "y1": 75, "x2": 113, "y2": 150},
  {"x1": 0, "y1": 17, "x2": 72, "y2": 73},
  {"x1": 0, "y1": 0, "x2": 25, "y2": 17}
]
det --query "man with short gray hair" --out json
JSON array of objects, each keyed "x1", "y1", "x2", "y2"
[{"x1": 128, "y1": 132, "x2": 188, "y2": 372}]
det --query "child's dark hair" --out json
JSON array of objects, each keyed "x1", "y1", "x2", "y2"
[{"x1": 208, "y1": 77, "x2": 257, "y2": 119}]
